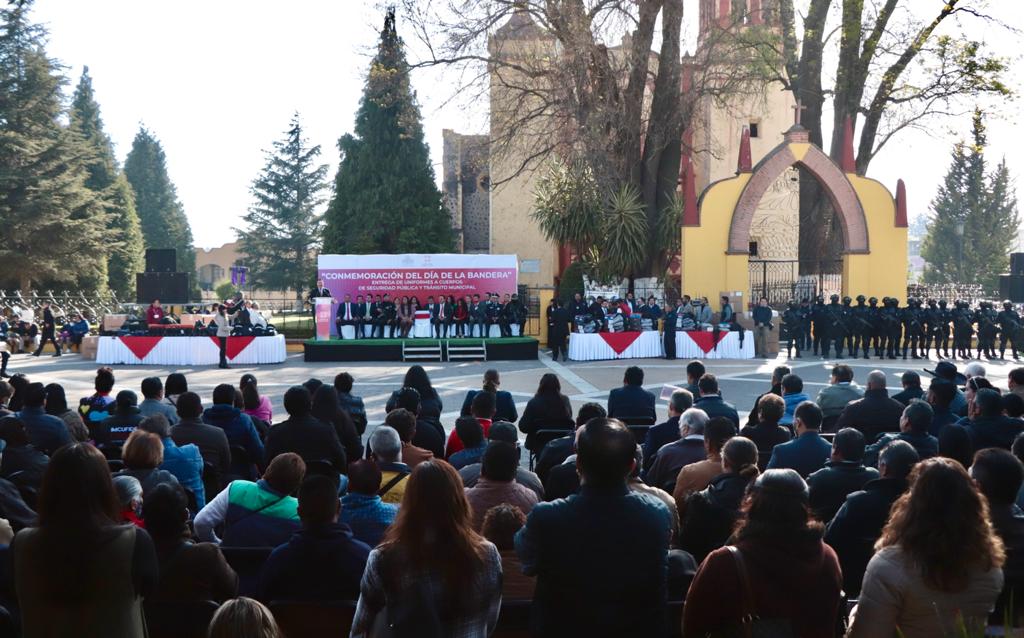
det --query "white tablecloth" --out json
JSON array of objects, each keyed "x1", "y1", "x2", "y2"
[
  {"x1": 568, "y1": 331, "x2": 663, "y2": 361},
  {"x1": 675, "y1": 330, "x2": 754, "y2": 359},
  {"x1": 97, "y1": 335, "x2": 287, "y2": 366}
]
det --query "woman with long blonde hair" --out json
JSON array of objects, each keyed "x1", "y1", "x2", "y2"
[{"x1": 847, "y1": 457, "x2": 1004, "y2": 637}]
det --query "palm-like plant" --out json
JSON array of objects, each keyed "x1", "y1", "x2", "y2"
[
  {"x1": 598, "y1": 185, "x2": 648, "y2": 280},
  {"x1": 531, "y1": 158, "x2": 602, "y2": 255}
]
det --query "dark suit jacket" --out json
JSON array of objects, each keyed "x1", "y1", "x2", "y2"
[
  {"x1": 411, "y1": 417, "x2": 446, "y2": 460},
  {"x1": 461, "y1": 389, "x2": 518, "y2": 423},
  {"x1": 644, "y1": 437, "x2": 707, "y2": 493},
  {"x1": 264, "y1": 414, "x2": 346, "y2": 472},
  {"x1": 515, "y1": 485, "x2": 672, "y2": 637},
  {"x1": 834, "y1": 388, "x2": 905, "y2": 443},
  {"x1": 607, "y1": 385, "x2": 656, "y2": 420},
  {"x1": 891, "y1": 386, "x2": 925, "y2": 406},
  {"x1": 352, "y1": 302, "x2": 367, "y2": 319},
  {"x1": 964, "y1": 415, "x2": 1024, "y2": 452},
  {"x1": 766, "y1": 431, "x2": 832, "y2": 478},
  {"x1": 641, "y1": 416, "x2": 681, "y2": 472},
  {"x1": 806, "y1": 461, "x2": 879, "y2": 523},
  {"x1": 824, "y1": 477, "x2": 908, "y2": 597},
  {"x1": 694, "y1": 395, "x2": 740, "y2": 428}
]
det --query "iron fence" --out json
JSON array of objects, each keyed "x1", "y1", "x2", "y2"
[{"x1": 749, "y1": 260, "x2": 843, "y2": 308}]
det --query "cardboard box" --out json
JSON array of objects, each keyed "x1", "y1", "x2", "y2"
[{"x1": 80, "y1": 335, "x2": 98, "y2": 360}]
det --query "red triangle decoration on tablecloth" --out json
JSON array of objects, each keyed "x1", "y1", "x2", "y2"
[
  {"x1": 598, "y1": 331, "x2": 643, "y2": 355},
  {"x1": 684, "y1": 331, "x2": 729, "y2": 354},
  {"x1": 209, "y1": 336, "x2": 256, "y2": 360},
  {"x1": 119, "y1": 336, "x2": 163, "y2": 360}
]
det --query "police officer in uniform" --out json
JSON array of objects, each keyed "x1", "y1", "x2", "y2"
[
  {"x1": 922, "y1": 299, "x2": 941, "y2": 359},
  {"x1": 998, "y1": 300, "x2": 1022, "y2": 360},
  {"x1": 811, "y1": 295, "x2": 827, "y2": 356},
  {"x1": 851, "y1": 295, "x2": 873, "y2": 359},
  {"x1": 841, "y1": 296, "x2": 856, "y2": 356},
  {"x1": 951, "y1": 300, "x2": 974, "y2": 360},
  {"x1": 782, "y1": 300, "x2": 802, "y2": 358},
  {"x1": 798, "y1": 298, "x2": 812, "y2": 353},
  {"x1": 934, "y1": 299, "x2": 952, "y2": 359},
  {"x1": 976, "y1": 301, "x2": 999, "y2": 360},
  {"x1": 881, "y1": 298, "x2": 903, "y2": 360},
  {"x1": 867, "y1": 296, "x2": 883, "y2": 357},
  {"x1": 663, "y1": 299, "x2": 679, "y2": 360},
  {"x1": 823, "y1": 294, "x2": 846, "y2": 358},
  {"x1": 901, "y1": 299, "x2": 925, "y2": 360}
]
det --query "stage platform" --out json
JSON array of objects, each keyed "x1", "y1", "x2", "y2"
[{"x1": 303, "y1": 337, "x2": 539, "y2": 362}]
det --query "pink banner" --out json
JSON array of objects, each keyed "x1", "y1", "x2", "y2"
[{"x1": 317, "y1": 254, "x2": 519, "y2": 303}]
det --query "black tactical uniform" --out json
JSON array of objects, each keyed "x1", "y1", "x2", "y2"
[{"x1": 998, "y1": 301, "x2": 1022, "y2": 360}]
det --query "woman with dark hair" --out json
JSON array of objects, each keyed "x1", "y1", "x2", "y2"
[
  {"x1": 239, "y1": 374, "x2": 272, "y2": 424},
  {"x1": 164, "y1": 373, "x2": 188, "y2": 406},
  {"x1": 310, "y1": 385, "x2": 361, "y2": 468},
  {"x1": 7, "y1": 373, "x2": 28, "y2": 412},
  {"x1": 396, "y1": 296, "x2": 414, "y2": 338},
  {"x1": 460, "y1": 369, "x2": 519, "y2": 423},
  {"x1": 43, "y1": 383, "x2": 89, "y2": 442},
  {"x1": 12, "y1": 443, "x2": 158, "y2": 637},
  {"x1": 518, "y1": 373, "x2": 573, "y2": 452},
  {"x1": 847, "y1": 457, "x2": 1004, "y2": 637},
  {"x1": 350, "y1": 460, "x2": 502, "y2": 636},
  {"x1": 143, "y1": 482, "x2": 238, "y2": 602},
  {"x1": 678, "y1": 436, "x2": 760, "y2": 563},
  {"x1": 386, "y1": 365, "x2": 443, "y2": 419},
  {"x1": 115, "y1": 430, "x2": 180, "y2": 496},
  {"x1": 79, "y1": 367, "x2": 116, "y2": 425},
  {"x1": 454, "y1": 296, "x2": 470, "y2": 337},
  {"x1": 682, "y1": 469, "x2": 842, "y2": 637}
]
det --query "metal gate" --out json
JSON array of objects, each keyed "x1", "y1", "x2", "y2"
[{"x1": 749, "y1": 259, "x2": 842, "y2": 307}]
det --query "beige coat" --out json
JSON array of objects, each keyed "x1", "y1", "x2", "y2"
[{"x1": 847, "y1": 545, "x2": 1002, "y2": 638}]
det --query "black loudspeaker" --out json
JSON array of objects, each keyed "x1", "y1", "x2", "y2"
[
  {"x1": 145, "y1": 248, "x2": 177, "y2": 273},
  {"x1": 1000, "y1": 274, "x2": 1024, "y2": 303},
  {"x1": 136, "y1": 272, "x2": 190, "y2": 304},
  {"x1": 1011, "y1": 253, "x2": 1024, "y2": 276}
]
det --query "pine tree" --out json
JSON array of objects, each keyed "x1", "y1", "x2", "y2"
[
  {"x1": 0, "y1": 5, "x2": 108, "y2": 292},
  {"x1": 323, "y1": 9, "x2": 453, "y2": 254},
  {"x1": 123, "y1": 127, "x2": 196, "y2": 280},
  {"x1": 921, "y1": 109, "x2": 1020, "y2": 290},
  {"x1": 70, "y1": 66, "x2": 144, "y2": 296},
  {"x1": 236, "y1": 114, "x2": 328, "y2": 299}
]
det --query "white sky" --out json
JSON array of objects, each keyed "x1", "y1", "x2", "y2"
[{"x1": 30, "y1": 0, "x2": 1024, "y2": 250}]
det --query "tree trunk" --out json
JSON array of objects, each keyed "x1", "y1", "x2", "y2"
[
  {"x1": 639, "y1": 0, "x2": 683, "y2": 276},
  {"x1": 617, "y1": 0, "x2": 662, "y2": 186}
]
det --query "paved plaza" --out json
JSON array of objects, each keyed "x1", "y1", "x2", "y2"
[{"x1": 7, "y1": 350, "x2": 1021, "y2": 445}]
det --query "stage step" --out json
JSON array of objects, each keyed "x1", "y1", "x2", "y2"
[
  {"x1": 447, "y1": 342, "x2": 486, "y2": 362},
  {"x1": 402, "y1": 341, "x2": 443, "y2": 362}
]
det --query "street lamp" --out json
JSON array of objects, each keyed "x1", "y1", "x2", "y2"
[{"x1": 955, "y1": 221, "x2": 965, "y2": 284}]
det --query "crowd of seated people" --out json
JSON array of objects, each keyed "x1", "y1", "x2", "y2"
[{"x1": 1, "y1": 359, "x2": 1024, "y2": 637}]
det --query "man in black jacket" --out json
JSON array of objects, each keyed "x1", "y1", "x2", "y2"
[
  {"x1": 806, "y1": 428, "x2": 879, "y2": 523},
  {"x1": 391, "y1": 386, "x2": 445, "y2": 460},
  {"x1": 516, "y1": 418, "x2": 673, "y2": 637},
  {"x1": 607, "y1": 366, "x2": 656, "y2": 421},
  {"x1": 548, "y1": 300, "x2": 571, "y2": 362},
  {"x1": 641, "y1": 389, "x2": 693, "y2": 472},
  {"x1": 970, "y1": 448, "x2": 1024, "y2": 622},
  {"x1": 891, "y1": 371, "x2": 924, "y2": 406},
  {"x1": 693, "y1": 374, "x2": 739, "y2": 428},
  {"x1": 835, "y1": 369, "x2": 905, "y2": 443},
  {"x1": 32, "y1": 302, "x2": 61, "y2": 357},
  {"x1": 824, "y1": 440, "x2": 919, "y2": 597},
  {"x1": 962, "y1": 388, "x2": 1024, "y2": 452},
  {"x1": 264, "y1": 386, "x2": 346, "y2": 473}
]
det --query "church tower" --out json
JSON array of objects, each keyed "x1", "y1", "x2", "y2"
[{"x1": 686, "y1": 0, "x2": 799, "y2": 263}]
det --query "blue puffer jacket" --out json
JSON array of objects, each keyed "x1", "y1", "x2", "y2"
[{"x1": 781, "y1": 392, "x2": 810, "y2": 426}]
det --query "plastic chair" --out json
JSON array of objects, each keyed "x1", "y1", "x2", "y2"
[
  {"x1": 269, "y1": 600, "x2": 357, "y2": 638},
  {"x1": 528, "y1": 428, "x2": 574, "y2": 470},
  {"x1": 143, "y1": 600, "x2": 219, "y2": 638},
  {"x1": 305, "y1": 459, "x2": 339, "y2": 479},
  {"x1": 226, "y1": 444, "x2": 254, "y2": 483},
  {"x1": 821, "y1": 414, "x2": 841, "y2": 433},
  {"x1": 220, "y1": 546, "x2": 274, "y2": 598}
]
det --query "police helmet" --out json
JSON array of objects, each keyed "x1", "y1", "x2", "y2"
[
  {"x1": 869, "y1": 297, "x2": 878, "y2": 305},
  {"x1": 830, "y1": 294, "x2": 840, "y2": 302},
  {"x1": 856, "y1": 295, "x2": 866, "y2": 303}
]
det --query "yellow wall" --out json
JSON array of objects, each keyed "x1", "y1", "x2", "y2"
[
  {"x1": 681, "y1": 174, "x2": 751, "y2": 304},
  {"x1": 683, "y1": 146, "x2": 907, "y2": 307},
  {"x1": 843, "y1": 175, "x2": 907, "y2": 301}
]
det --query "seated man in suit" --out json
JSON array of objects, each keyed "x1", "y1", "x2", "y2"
[
  {"x1": 470, "y1": 294, "x2": 488, "y2": 338},
  {"x1": 352, "y1": 295, "x2": 367, "y2": 337},
  {"x1": 694, "y1": 374, "x2": 739, "y2": 428},
  {"x1": 486, "y1": 293, "x2": 504, "y2": 336},
  {"x1": 607, "y1": 366, "x2": 656, "y2": 421},
  {"x1": 429, "y1": 295, "x2": 452, "y2": 339},
  {"x1": 335, "y1": 294, "x2": 362, "y2": 339},
  {"x1": 766, "y1": 400, "x2": 832, "y2": 478},
  {"x1": 368, "y1": 295, "x2": 383, "y2": 338}
]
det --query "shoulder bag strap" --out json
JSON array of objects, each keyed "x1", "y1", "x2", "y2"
[
  {"x1": 727, "y1": 545, "x2": 755, "y2": 638},
  {"x1": 378, "y1": 471, "x2": 409, "y2": 497}
]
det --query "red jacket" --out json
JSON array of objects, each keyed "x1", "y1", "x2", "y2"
[
  {"x1": 146, "y1": 306, "x2": 164, "y2": 324},
  {"x1": 445, "y1": 418, "x2": 492, "y2": 458}
]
